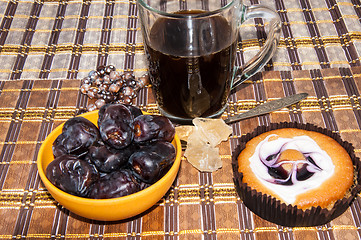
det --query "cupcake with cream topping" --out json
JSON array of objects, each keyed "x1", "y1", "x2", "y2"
[{"x1": 232, "y1": 122, "x2": 361, "y2": 226}]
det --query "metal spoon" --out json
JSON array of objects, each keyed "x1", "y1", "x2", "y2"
[{"x1": 224, "y1": 93, "x2": 308, "y2": 124}]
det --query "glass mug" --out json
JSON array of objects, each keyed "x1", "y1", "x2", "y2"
[{"x1": 137, "y1": 0, "x2": 281, "y2": 123}]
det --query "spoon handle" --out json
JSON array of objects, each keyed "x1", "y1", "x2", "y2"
[{"x1": 224, "y1": 93, "x2": 308, "y2": 124}]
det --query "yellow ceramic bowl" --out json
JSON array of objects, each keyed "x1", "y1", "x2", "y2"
[{"x1": 37, "y1": 110, "x2": 182, "y2": 221}]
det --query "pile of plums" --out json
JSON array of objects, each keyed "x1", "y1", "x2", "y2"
[{"x1": 46, "y1": 103, "x2": 176, "y2": 199}]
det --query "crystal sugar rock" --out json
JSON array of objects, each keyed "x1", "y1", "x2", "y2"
[
  {"x1": 184, "y1": 132, "x2": 222, "y2": 172},
  {"x1": 179, "y1": 118, "x2": 232, "y2": 172},
  {"x1": 175, "y1": 125, "x2": 195, "y2": 142},
  {"x1": 192, "y1": 118, "x2": 232, "y2": 147}
]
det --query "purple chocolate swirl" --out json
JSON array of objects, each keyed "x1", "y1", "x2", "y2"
[
  {"x1": 258, "y1": 136, "x2": 323, "y2": 185},
  {"x1": 249, "y1": 134, "x2": 335, "y2": 204}
]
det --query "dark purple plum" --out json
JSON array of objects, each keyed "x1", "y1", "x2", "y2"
[
  {"x1": 86, "y1": 141, "x2": 137, "y2": 173},
  {"x1": 133, "y1": 115, "x2": 175, "y2": 143},
  {"x1": 139, "y1": 181, "x2": 151, "y2": 190},
  {"x1": 140, "y1": 141, "x2": 176, "y2": 162},
  {"x1": 129, "y1": 142, "x2": 175, "y2": 183},
  {"x1": 98, "y1": 104, "x2": 134, "y2": 149},
  {"x1": 98, "y1": 103, "x2": 134, "y2": 125},
  {"x1": 124, "y1": 104, "x2": 143, "y2": 118},
  {"x1": 46, "y1": 155, "x2": 99, "y2": 197},
  {"x1": 99, "y1": 118, "x2": 134, "y2": 149},
  {"x1": 98, "y1": 103, "x2": 142, "y2": 120},
  {"x1": 53, "y1": 117, "x2": 100, "y2": 158},
  {"x1": 88, "y1": 169, "x2": 140, "y2": 199},
  {"x1": 129, "y1": 151, "x2": 162, "y2": 183}
]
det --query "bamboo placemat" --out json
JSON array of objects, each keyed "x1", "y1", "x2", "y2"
[
  {"x1": 1, "y1": 0, "x2": 361, "y2": 239},
  {"x1": 0, "y1": 67, "x2": 361, "y2": 239},
  {"x1": 0, "y1": 0, "x2": 361, "y2": 80}
]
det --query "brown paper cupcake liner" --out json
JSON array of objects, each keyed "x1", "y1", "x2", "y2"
[{"x1": 232, "y1": 122, "x2": 361, "y2": 227}]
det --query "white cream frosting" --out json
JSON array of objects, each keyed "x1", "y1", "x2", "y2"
[{"x1": 249, "y1": 134, "x2": 335, "y2": 205}]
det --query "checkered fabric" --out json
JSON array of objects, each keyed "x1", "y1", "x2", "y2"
[
  {"x1": 0, "y1": 0, "x2": 361, "y2": 79},
  {"x1": 1, "y1": 0, "x2": 361, "y2": 239}
]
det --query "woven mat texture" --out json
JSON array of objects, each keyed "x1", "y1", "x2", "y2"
[
  {"x1": 0, "y1": 0, "x2": 361, "y2": 79},
  {"x1": 1, "y1": 0, "x2": 361, "y2": 239}
]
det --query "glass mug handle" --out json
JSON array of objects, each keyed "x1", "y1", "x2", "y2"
[{"x1": 232, "y1": 5, "x2": 282, "y2": 90}]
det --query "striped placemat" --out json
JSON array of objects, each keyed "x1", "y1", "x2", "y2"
[
  {"x1": 1, "y1": 0, "x2": 361, "y2": 239},
  {"x1": 0, "y1": 0, "x2": 361, "y2": 80},
  {"x1": 0, "y1": 66, "x2": 361, "y2": 239}
]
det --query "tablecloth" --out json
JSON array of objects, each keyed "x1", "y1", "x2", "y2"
[{"x1": 1, "y1": 0, "x2": 361, "y2": 239}]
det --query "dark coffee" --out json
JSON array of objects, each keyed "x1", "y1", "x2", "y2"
[{"x1": 144, "y1": 10, "x2": 237, "y2": 121}]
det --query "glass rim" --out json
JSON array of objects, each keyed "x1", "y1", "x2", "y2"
[{"x1": 136, "y1": 0, "x2": 236, "y2": 18}]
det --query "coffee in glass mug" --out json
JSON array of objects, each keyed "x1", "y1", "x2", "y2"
[{"x1": 138, "y1": 0, "x2": 281, "y2": 123}]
